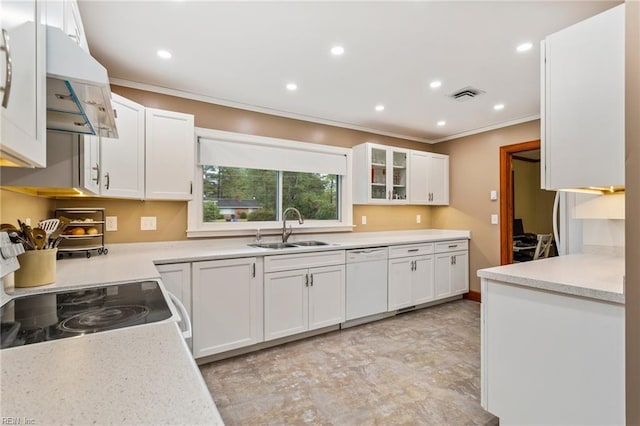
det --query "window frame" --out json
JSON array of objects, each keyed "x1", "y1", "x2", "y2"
[{"x1": 187, "y1": 128, "x2": 353, "y2": 238}]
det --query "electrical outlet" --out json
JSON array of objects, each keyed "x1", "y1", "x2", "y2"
[
  {"x1": 490, "y1": 190, "x2": 498, "y2": 201},
  {"x1": 416, "y1": 214, "x2": 421, "y2": 224},
  {"x1": 491, "y1": 214, "x2": 499, "y2": 225},
  {"x1": 140, "y1": 216, "x2": 157, "y2": 231},
  {"x1": 106, "y1": 216, "x2": 118, "y2": 232},
  {"x1": 25, "y1": 218, "x2": 31, "y2": 226},
  {"x1": 361, "y1": 216, "x2": 367, "y2": 225}
]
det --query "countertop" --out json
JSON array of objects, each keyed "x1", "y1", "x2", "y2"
[
  {"x1": 0, "y1": 321, "x2": 223, "y2": 425},
  {"x1": 6, "y1": 229, "x2": 471, "y2": 297},
  {"x1": 477, "y1": 254, "x2": 625, "y2": 304}
]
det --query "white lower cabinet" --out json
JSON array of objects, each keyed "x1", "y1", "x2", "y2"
[
  {"x1": 388, "y1": 254, "x2": 435, "y2": 311},
  {"x1": 156, "y1": 263, "x2": 191, "y2": 318},
  {"x1": 264, "y1": 251, "x2": 345, "y2": 341},
  {"x1": 192, "y1": 257, "x2": 263, "y2": 358},
  {"x1": 435, "y1": 250, "x2": 469, "y2": 299}
]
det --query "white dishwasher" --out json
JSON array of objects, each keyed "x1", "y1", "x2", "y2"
[{"x1": 345, "y1": 247, "x2": 388, "y2": 321}]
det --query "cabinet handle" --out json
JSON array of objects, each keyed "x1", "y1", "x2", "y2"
[
  {"x1": 310, "y1": 273, "x2": 314, "y2": 286},
  {"x1": 190, "y1": 181, "x2": 193, "y2": 195},
  {"x1": 388, "y1": 190, "x2": 391, "y2": 200},
  {"x1": 452, "y1": 255, "x2": 457, "y2": 265},
  {"x1": 448, "y1": 244, "x2": 458, "y2": 248},
  {"x1": 104, "y1": 172, "x2": 110, "y2": 190},
  {"x1": 92, "y1": 163, "x2": 101, "y2": 185},
  {"x1": 252, "y1": 263, "x2": 255, "y2": 278},
  {"x1": 451, "y1": 256, "x2": 454, "y2": 265},
  {"x1": 414, "y1": 260, "x2": 418, "y2": 271},
  {"x1": 1, "y1": 29, "x2": 13, "y2": 108},
  {"x1": 408, "y1": 248, "x2": 419, "y2": 253},
  {"x1": 305, "y1": 274, "x2": 309, "y2": 287}
]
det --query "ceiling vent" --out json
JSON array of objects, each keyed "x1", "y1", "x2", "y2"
[{"x1": 450, "y1": 86, "x2": 485, "y2": 102}]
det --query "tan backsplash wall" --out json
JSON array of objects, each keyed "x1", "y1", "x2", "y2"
[
  {"x1": 431, "y1": 120, "x2": 541, "y2": 292},
  {"x1": 353, "y1": 205, "x2": 432, "y2": 232},
  {"x1": 0, "y1": 189, "x2": 54, "y2": 226},
  {"x1": 53, "y1": 198, "x2": 188, "y2": 243}
]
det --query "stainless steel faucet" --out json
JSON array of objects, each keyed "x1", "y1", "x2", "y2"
[{"x1": 282, "y1": 207, "x2": 304, "y2": 242}]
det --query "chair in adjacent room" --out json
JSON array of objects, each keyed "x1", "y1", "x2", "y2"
[{"x1": 533, "y1": 233, "x2": 554, "y2": 260}]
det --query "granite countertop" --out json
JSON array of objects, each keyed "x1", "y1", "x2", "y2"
[
  {"x1": 6, "y1": 229, "x2": 471, "y2": 297},
  {"x1": 0, "y1": 322, "x2": 223, "y2": 425},
  {"x1": 477, "y1": 254, "x2": 625, "y2": 304}
]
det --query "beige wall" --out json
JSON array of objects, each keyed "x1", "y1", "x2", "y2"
[
  {"x1": 513, "y1": 159, "x2": 555, "y2": 235},
  {"x1": 431, "y1": 120, "x2": 541, "y2": 292},
  {"x1": 626, "y1": 0, "x2": 639, "y2": 422},
  {"x1": 0, "y1": 189, "x2": 54, "y2": 226}
]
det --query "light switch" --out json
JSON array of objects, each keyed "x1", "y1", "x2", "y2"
[
  {"x1": 490, "y1": 190, "x2": 498, "y2": 201},
  {"x1": 361, "y1": 216, "x2": 367, "y2": 225},
  {"x1": 416, "y1": 214, "x2": 421, "y2": 224},
  {"x1": 491, "y1": 214, "x2": 499, "y2": 225}
]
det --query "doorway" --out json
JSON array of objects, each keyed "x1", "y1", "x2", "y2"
[{"x1": 499, "y1": 140, "x2": 555, "y2": 265}]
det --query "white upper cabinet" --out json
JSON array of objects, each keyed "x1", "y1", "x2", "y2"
[
  {"x1": 46, "y1": 0, "x2": 89, "y2": 53},
  {"x1": 0, "y1": 0, "x2": 47, "y2": 167},
  {"x1": 409, "y1": 151, "x2": 449, "y2": 205},
  {"x1": 541, "y1": 4, "x2": 624, "y2": 190},
  {"x1": 99, "y1": 94, "x2": 145, "y2": 199},
  {"x1": 145, "y1": 108, "x2": 195, "y2": 200},
  {"x1": 353, "y1": 143, "x2": 409, "y2": 204}
]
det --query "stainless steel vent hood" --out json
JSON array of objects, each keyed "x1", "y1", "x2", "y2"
[{"x1": 46, "y1": 26, "x2": 118, "y2": 139}]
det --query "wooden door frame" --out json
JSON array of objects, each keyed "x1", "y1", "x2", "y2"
[{"x1": 499, "y1": 140, "x2": 541, "y2": 265}]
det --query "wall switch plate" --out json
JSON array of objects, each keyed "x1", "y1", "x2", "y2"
[
  {"x1": 106, "y1": 216, "x2": 118, "y2": 232},
  {"x1": 25, "y1": 218, "x2": 31, "y2": 226},
  {"x1": 490, "y1": 190, "x2": 498, "y2": 201},
  {"x1": 361, "y1": 216, "x2": 367, "y2": 225},
  {"x1": 416, "y1": 214, "x2": 421, "y2": 224},
  {"x1": 491, "y1": 214, "x2": 499, "y2": 225},
  {"x1": 140, "y1": 216, "x2": 157, "y2": 231}
]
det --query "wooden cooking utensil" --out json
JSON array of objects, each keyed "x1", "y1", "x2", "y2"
[{"x1": 32, "y1": 228, "x2": 47, "y2": 250}]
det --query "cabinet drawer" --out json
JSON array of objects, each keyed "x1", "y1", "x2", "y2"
[
  {"x1": 388, "y1": 243, "x2": 434, "y2": 259},
  {"x1": 264, "y1": 250, "x2": 345, "y2": 273},
  {"x1": 435, "y1": 240, "x2": 468, "y2": 253}
]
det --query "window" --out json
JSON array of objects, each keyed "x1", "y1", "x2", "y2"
[{"x1": 188, "y1": 128, "x2": 352, "y2": 237}]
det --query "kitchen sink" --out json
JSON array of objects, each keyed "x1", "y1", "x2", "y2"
[
  {"x1": 253, "y1": 242, "x2": 298, "y2": 249},
  {"x1": 292, "y1": 241, "x2": 330, "y2": 246}
]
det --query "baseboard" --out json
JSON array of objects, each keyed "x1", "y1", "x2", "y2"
[{"x1": 464, "y1": 290, "x2": 482, "y2": 303}]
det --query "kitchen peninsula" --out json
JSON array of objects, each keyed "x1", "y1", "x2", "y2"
[{"x1": 478, "y1": 254, "x2": 625, "y2": 425}]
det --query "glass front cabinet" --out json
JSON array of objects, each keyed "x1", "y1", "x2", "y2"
[{"x1": 353, "y1": 143, "x2": 409, "y2": 204}]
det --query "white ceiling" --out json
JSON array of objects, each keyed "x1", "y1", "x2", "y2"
[{"x1": 78, "y1": 1, "x2": 618, "y2": 143}]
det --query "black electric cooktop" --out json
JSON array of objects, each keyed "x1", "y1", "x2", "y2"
[{"x1": 0, "y1": 281, "x2": 172, "y2": 349}]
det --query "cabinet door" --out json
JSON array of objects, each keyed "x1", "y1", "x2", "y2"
[
  {"x1": 412, "y1": 255, "x2": 435, "y2": 305},
  {"x1": 308, "y1": 264, "x2": 345, "y2": 330},
  {"x1": 0, "y1": 0, "x2": 47, "y2": 167},
  {"x1": 156, "y1": 263, "x2": 191, "y2": 318},
  {"x1": 388, "y1": 257, "x2": 414, "y2": 310},
  {"x1": 450, "y1": 251, "x2": 469, "y2": 295},
  {"x1": 370, "y1": 146, "x2": 388, "y2": 201},
  {"x1": 543, "y1": 5, "x2": 624, "y2": 189},
  {"x1": 101, "y1": 94, "x2": 145, "y2": 199},
  {"x1": 434, "y1": 253, "x2": 453, "y2": 299},
  {"x1": 145, "y1": 108, "x2": 195, "y2": 200},
  {"x1": 428, "y1": 154, "x2": 449, "y2": 205},
  {"x1": 63, "y1": 0, "x2": 89, "y2": 52},
  {"x1": 80, "y1": 135, "x2": 101, "y2": 195},
  {"x1": 192, "y1": 258, "x2": 262, "y2": 358},
  {"x1": 409, "y1": 151, "x2": 429, "y2": 204},
  {"x1": 389, "y1": 149, "x2": 408, "y2": 202},
  {"x1": 264, "y1": 269, "x2": 308, "y2": 341}
]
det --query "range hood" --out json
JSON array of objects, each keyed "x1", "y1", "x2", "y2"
[{"x1": 46, "y1": 26, "x2": 118, "y2": 139}]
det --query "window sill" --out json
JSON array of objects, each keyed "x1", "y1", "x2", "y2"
[{"x1": 187, "y1": 224, "x2": 355, "y2": 239}]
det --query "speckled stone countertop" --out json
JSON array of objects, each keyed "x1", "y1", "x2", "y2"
[
  {"x1": 0, "y1": 322, "x2": 223, "y2": 425},
  {"x1": 477, "y1": 254, "x2": 625, "y2": 304},
  {"x1": 6, "y1": 229, "x2": 471, "y2": 297}
]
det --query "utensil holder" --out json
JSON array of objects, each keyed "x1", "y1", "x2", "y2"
[{"x1": 14, "y1": 249, "x2": 57, "y2": 288}]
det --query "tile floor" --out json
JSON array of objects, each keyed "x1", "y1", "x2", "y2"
[{"x1": 199, "y1": 299, "x2": 498, "y2": 425}]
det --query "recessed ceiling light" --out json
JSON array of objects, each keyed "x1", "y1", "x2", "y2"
[
  {"x1": 494, "y1": 103, "x2": 505, "y2": 110},
  {"x1": 157, "y1": 49, "x2": 172, "y2": 59},
  {"x1": 286, "y1": 83, "x2": 298, "y2": 91},
  {"x1": 516, "y1": 42, "x2": 533, "y2": 52},
  {"x1": 331, "y1": 45, "x2": 345, "y2": 56},
  {"x1": 437, "y1": 120, "x2": 446, "y2": 126},
  {"x1": 430, "y1": 80, "x2": 442, "y2": 89},
  {"x1": 375, "y1": 104, "x2": 385, "y2": 112}
]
